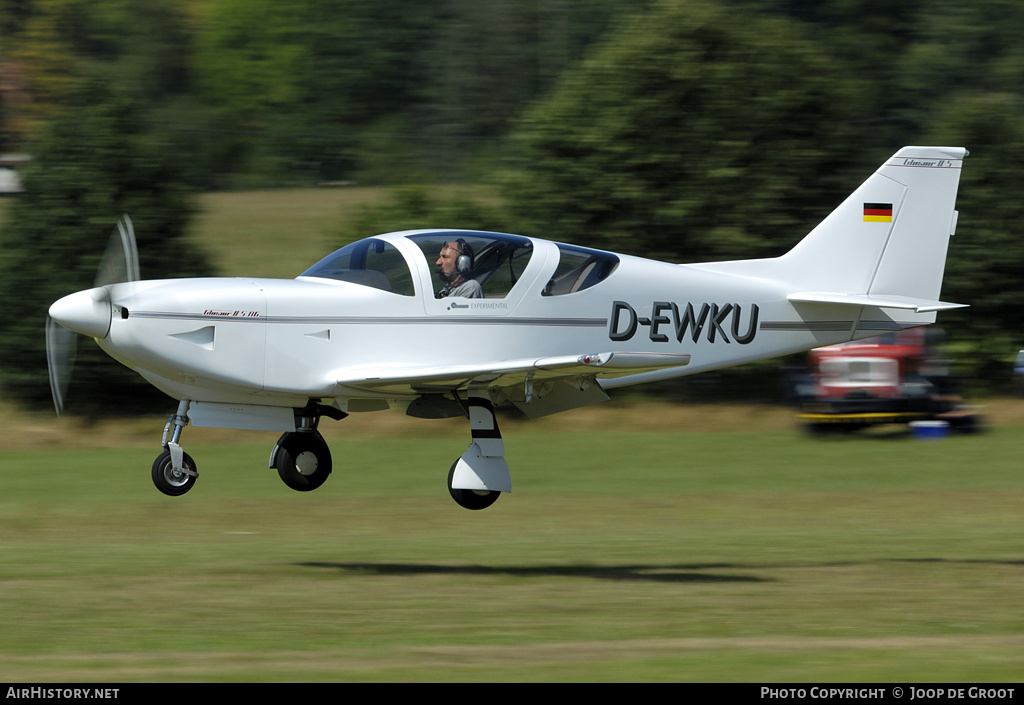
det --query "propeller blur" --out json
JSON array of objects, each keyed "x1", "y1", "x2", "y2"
[{"x1": 47, "y1": 215, "x2": 139, "y2": 416}]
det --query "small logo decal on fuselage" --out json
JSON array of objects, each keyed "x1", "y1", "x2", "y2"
[
  {"x1": 609, "y1": 300, "x2": 759, "y2": 345},
  {"x1": 204, "y1": 309, "x2": 261, "y2": 318}
]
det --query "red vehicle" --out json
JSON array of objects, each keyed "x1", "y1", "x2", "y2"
[{"x1": 795, "y1": 329, "x2": 979, "y2": 433}]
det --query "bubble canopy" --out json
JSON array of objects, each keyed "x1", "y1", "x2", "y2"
[{"x1": 300, "y1": 231, "x2": 618, "y2": 299}]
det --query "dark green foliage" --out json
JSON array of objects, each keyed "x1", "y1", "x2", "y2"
[
  {"x1": 924, "y1": 93, "x2": 1024, "y2": 384},
  {"x1": 504, "y1": 0, "x2": 868, "y2": 262},
  {"x1": 189, "y1": 0, "x2": 645, "y2": 185}
]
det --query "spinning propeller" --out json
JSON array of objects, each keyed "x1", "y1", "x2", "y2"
[{"x1": 46, "y1": 215, "x2": 140, "y2": 415}]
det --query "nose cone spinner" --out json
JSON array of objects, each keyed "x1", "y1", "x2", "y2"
[{"x1": 49, "y1": 287, "x2": 113, "y2": 339}]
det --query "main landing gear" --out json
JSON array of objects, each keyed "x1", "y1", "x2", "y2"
[
  {"x1": 150, "y1": 396, "x2": 511, "y2": 510},
  {"x1": 270, "y1": 429, "x2": 332, "y2": 491},
  {"x1": 445, "y1": 393, "x2": 511, "y2": 510}
]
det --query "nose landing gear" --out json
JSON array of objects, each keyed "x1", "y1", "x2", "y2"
[{"x1": 152, "y1": 400, "x2": 198, "y2": 497}]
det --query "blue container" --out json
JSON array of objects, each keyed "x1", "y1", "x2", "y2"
[{"x1": 909, "y1": 420, "x2": 949, "y2": 439}]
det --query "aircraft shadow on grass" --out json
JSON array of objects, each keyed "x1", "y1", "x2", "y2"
[
  {"x1": 296, "y1": 561, "x2": 769, "y2": 584},
  {"x1": 295, "y1": 558, "x2": 1024, "y2": 583}
]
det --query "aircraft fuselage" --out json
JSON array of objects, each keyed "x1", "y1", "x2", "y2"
[{"x1": 89, "y1": 237, "x2": 900, "y2": 408}]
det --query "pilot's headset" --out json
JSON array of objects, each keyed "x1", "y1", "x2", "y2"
[{"x1": 453, "y1": 238, "x2": 474, "y2": 274}]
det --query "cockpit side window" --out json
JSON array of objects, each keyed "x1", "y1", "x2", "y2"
[
  {"x1": 543, "y1": 243, "x2": 619, "y2": 296},
  {"x1": 408, "y1": 232, "x2": 534, "y2": 298},
  {"x1": 300, "y1": 238, "x2": 415, "y2": 296}
]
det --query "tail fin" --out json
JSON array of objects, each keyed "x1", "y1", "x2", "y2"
[{"x1": 781, "y1": 146, "x2": 968, "y2": 314}]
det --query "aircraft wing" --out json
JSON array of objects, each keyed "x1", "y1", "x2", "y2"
[{"x1": 332, "y1": 351, "x2": 691, "y2": 397}]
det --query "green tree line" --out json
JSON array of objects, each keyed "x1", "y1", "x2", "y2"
[
  {"x1": 1, "y1": 0, "x2": 642, "y2": 185},
  {"x1": 1, "y1": 0, "x2": 1023, "y2": 412}
]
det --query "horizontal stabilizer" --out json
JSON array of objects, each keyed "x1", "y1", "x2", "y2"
[{"x1": 788, "y1": 292, "x2": 967, "y2": 313}]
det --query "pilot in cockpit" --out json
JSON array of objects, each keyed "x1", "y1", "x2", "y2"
[{"x1": 435, "y1": 239, "x2": 484, "y2": 299}]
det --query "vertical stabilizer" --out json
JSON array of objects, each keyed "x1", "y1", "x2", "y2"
[
  {"x1": 691, "y1": 147, "x2": 968, "y2": 318},
  {"x1": 779, "y1": 146, "x2": 967, "y2": 307}
]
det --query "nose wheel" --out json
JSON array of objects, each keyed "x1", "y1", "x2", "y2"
[{"x1": 152, "y1": 447, "x2": 197, "y2": 496}]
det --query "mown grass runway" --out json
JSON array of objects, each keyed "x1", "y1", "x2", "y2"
[{"x1": 0, "y1": 404, "x2": 1021, "y2": 681}]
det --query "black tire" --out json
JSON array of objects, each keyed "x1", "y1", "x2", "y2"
[
  {"x1": 152, "y1": 449, "x2": 198, "y2": 496},
  {"x1": 447, "y1": 461, "x2": 500, "y2": 510},
  {"x1": 273, "y1": 431, "x2": 332, "y2": 492}
]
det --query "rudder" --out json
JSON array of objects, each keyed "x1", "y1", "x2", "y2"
[{"x1": 867, "y1": 146, "x2": 966, "y2": 304}]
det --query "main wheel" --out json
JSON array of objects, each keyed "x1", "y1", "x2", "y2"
[
  {"x1": 152, "y1": 449, "x2": 198, "y2": 496},
  {"x1": 447, "y1": 461, "x2": 500, "y2": 510},
  {"x1": 273, "y1": 431, "x2": 332, "y2": 492}
]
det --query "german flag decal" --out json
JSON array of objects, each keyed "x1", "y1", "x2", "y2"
[{"x1": 863, "y1": 203, "x2": 893, "y2": 223}]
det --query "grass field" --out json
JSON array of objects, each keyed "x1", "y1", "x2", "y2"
[
  {"x1": 189, "y1": 184, "x2": 498, "y2": 278},
  {"x1": 189, "y1": 187, "x2": 380, "y2": 278},
  {"x1": 0, "y1": 401, "x2": 1021, "y2": 682}
]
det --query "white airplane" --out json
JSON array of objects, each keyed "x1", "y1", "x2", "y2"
[{"x1": 47, "y1": 146, "x2": 968, "y2": 509}]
